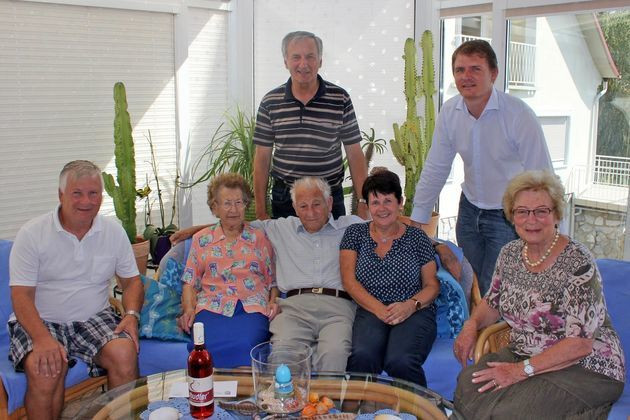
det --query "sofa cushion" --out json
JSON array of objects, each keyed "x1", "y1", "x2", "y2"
[
  {"x1": 424, "y1": 337, "x2": 458, "y2": 400},
  {"x1": 139, "y1": 274, "x2": 189, "y2": 342},
  {"x1": 596, "y1": 259, "x2": 630, "y2": 420},
  {"x1": 158, "y1": 256, "x2": 184, "y2": 295},
  {"x1": 138, "y1": 338, "x2": 189, "y2": 377},
  {"x1": 0, "y1": 240, "x2": 14, "y2": 345},
  {"x1": 435, "y1": 268, "x2": 469, "y2": 339}
]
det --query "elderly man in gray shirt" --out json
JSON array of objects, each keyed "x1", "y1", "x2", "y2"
[
  {"x1": 171, "y1": 176, "x2": 363, "y2": 372},
  {"x1": 253, "y1": 177, "x2": 362, "y2": 372}
]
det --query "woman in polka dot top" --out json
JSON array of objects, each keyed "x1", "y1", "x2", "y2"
[{"x1": 340, "y1": 170, "x2": 440, "y2": 387}]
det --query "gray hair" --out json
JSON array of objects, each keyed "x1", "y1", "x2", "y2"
[
  {"x1": 290, "y1": 177, "x2": 331, "y2": 203},
  {"x1": 59, "y1": 160, "x2": 103, "y2": 192},
  {"x1": 281, "y1": 31, "x2": 323, "y2": 59}
]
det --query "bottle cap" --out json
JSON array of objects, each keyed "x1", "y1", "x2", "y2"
[
  {"x1": 193, "y1": 322, "x2": 204, "y2": 345},
  {"x1": 275, "y1": 364, "x2": 291, "y2": 384}
]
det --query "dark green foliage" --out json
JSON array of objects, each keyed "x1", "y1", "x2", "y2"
[
  {"x1": 102, "y1": 82, "x2": 139, "y2": 243},
  {"x1": 596, "y1": 11, "x2": 630, "y2": 157}
]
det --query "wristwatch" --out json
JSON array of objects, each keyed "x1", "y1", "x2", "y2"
[
  {"x1": 125, "y1": 309, "x2": 140, "y2": 322},
  {"x1": 410, "y1": 297, "x2": 422, "y2": 311},
  {"x1": 358, "y1": 199, "x2": 367, "y2": 204},
  {"x1": 523, "y1": 358, "x2": 535, "y2": 377}
]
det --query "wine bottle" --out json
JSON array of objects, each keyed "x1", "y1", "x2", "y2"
[{"x1": 188, "y1": 322, "x2": 214, "y2": 418}]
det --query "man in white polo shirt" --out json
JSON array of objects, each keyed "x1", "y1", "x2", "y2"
[{"x1": 8, "y1": 160, "x2": 143, "y2": 419}]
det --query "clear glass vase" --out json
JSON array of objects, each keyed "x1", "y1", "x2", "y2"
[{"x1": 250, "y1": 340, "x2": 312, "y2": 415}]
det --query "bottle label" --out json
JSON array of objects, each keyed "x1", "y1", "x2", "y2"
[{"x1": 188, "y1": 375, "x2": 214, "y2": 407}]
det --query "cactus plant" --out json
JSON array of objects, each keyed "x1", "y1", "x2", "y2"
[
  {"x1": 390, "y1": 31, "x2": 436, "y2": 216},
  {"x1": 102, "y1": 82, "x2": 140, "y2": 243}
]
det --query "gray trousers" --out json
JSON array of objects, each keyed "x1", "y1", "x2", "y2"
[{"x1": 270, "y1": 294, "x2": 356, "y2": 372}]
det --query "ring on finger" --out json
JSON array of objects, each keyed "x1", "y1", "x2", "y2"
[{"x1": 492, "y1": 379, "x2": 498, "y2": 387}]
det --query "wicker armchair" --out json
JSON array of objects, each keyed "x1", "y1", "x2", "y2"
[{"x1": 473, "y1": 321, "x2": 511, "y2": 363}]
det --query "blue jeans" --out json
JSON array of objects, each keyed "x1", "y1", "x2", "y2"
[
  {"x1": 455, "y1": 193, "x2": 517, "y2": 296},
  {"x1": 346, "y1": 306, "x2": 436, "y2": 387},
  {"x1": 271, "y1": 179, "x2": 346, "y2": 219}
]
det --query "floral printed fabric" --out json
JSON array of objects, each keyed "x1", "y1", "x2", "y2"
[
  {"x1": 486, "y1": 239, "x2": 625, "y2": 382},
  {"x1": 183, "y1": 223, "x2": 275, "y2": 317}
]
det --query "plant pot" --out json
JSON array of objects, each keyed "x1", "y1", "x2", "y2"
[
  {"x1": 398, "y1": 211, "x2": 440, "y2": 238},
  {"x1": 132, "y1": 237, "x2": 150, "y2": 276},
  {"x1": 150, "y1": 235, "x2": 172, "y2": 266}
]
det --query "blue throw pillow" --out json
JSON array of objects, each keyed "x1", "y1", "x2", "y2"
[
  {"x1": 158, "y1": 257, "x2": 184, "y2": 296},
  {"x1": 434, "y1": 267, "x2": 469, "y2": 338},
  {"x1": 140, "y1": 274, "x2": 189, "y2": 342}
]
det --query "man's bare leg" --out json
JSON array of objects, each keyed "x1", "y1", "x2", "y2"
[
  {"x1": 94, "y1": 338, "x2": 138, "y2": 389},
  {"x1": 23, "y1": 354, "x2": 68, "y2": 420}
]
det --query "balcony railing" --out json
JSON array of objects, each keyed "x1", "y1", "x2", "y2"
[
  {"x1": 454, "y1": 35, "x2": 536, "y2": 90},
  {"x1": 508, "y1": 41, "x2": 536, "y2": 89},
  {"x1": 594, "y1": 155, "x2": 630, "y2": 187}
]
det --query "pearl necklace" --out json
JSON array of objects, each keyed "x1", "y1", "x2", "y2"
[
  {"x1": 372, "y1": 223, "x2": 400, "y2": 243},
  {"x1": 524, "y1": 230, "x2": 559, "y2": 267}
]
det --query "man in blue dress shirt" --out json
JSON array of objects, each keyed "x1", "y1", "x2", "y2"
[{"x1": 411, "y1": 40, "x2": 553, "y2": 295}]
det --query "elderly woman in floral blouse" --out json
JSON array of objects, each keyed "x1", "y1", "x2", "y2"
[
  {"x1": 177, "y1": 173, "x2": 278, "y2": 367},
  {"x1": 453, "y1": 170, "x2": 625, "y2": 418}
]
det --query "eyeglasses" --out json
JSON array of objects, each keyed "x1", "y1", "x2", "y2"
[
  {"x1": 219, "y1": 200, "x2": 247, "y2": 210},
  {"x1": 512, "y1": 207, "x2": 554, "y2": 220}
]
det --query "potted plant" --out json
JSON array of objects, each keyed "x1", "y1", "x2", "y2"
[
  {"x1": 183, "y1": 107, "x2": 270, "y2": 220},
  {"x1": 343, "y1": 128, "x2": 387, "y2": 215},
  {"x1": 389, "y1": 31, "x2": 439, "y2": 235},
  {"x1": 102, "y1": 82, "x2": 151, "y2": 274},
  {"x1": 141, "y1": 131, "x2": 178, "y2": 265}
]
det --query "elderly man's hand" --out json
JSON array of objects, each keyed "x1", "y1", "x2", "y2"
[
  {"x1": 31, "y1": 335, "x2": 67, "y2": 378},
  {"x1": 453, "y1": 320, "x2": 477, "y2": 367},
  {"x1": 114, "y1": 315, "x2": 140, "y2": 353}
]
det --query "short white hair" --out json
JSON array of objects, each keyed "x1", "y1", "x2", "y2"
[
  {"x1": 290, "y1": 177, "x2": 331, "y2": 203},
  {"x1": 59, "y1": 160, "x2": 103, "y2": 192}
]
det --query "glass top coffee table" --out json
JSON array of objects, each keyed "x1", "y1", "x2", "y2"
[{"x1": 77, "y1": 369, "x2": 461, "y2": 419}]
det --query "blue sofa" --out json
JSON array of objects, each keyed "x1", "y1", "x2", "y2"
[{"x1": 0, "y1": 238, "x2": 627, "y2": 418}]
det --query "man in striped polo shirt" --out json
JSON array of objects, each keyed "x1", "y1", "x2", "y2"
[{"x1": 253, "y1": 30, "x2": 368, "y2": 220}]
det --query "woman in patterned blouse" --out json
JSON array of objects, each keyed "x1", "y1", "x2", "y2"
[
  {"x1": 453, "y1": 170, "x2": 625, "y2": 418},
  {"x1": 177, "y1": 173, "x2": 278, "y2": 367},
  {"x1": 340, "y1": 170, "x2": 440, "y2": 386}
]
